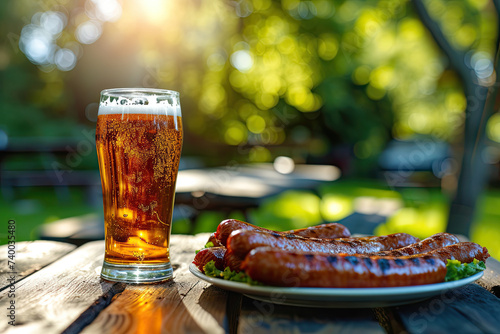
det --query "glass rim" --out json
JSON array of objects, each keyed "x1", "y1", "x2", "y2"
[{"x1": 100, "y1": 88, "x2": 180, "y2": 97}]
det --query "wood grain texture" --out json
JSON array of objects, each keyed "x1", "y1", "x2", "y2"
[
  {"x1": 81, "y1": 233, "x2": 230, "y2": 334},
  {"x1": 377, "y1": 283, "x2": 500, "y2": 334},
  {"x1": 238, "y1": 297, "x2": 384, "y2": 334},
  {"x1": 0, "y1": 241, "x2": 124, "y2": 334},
  {"x1": 0, "y1": 241, "x2": 76, "y2": 291},
  {"x1": 477, "y1": 256, "x2": 500, "y2": 297},
  {"x1": 1, "y1": 233, "x2": 499, "y2": 334},
  {"x1": 226, "y1": 292, "x2": 242, "y2": 334}
]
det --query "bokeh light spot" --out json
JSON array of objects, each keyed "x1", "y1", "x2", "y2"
[
  {"x1": 314, "y1": 0, "x2": 335, "y2": 18},
  {"x1": 366, "y1": 84, "x2": 385, "y2": 100},
  {"x1": 454, "y1": 24, "x2": 476, "y2": 48},
  {"x1": 370, "y1": 65, "x2": 394, "y2": 89},
  {"x1": 54, "y1": 48, "x2": 77, "y2": 71},
  {"x1": 352, "y1": 66, "x2": 371, "y2": 85},
  {"x1": 274, "y1": 156, "x2": 295, "y2": 174},
  {"x1": 139, "y1": 0, "x2": 169, "y2": 24},
  {"x1": 262, "y1": 75, "x2": 282, "y2": 94},
  {"x1": 230, "y1": 50, "x2": 254, "y2": 72},
  {"x1": 320, "y1": 194, "x2": 353, "y2": 221},
  {"x1": 20, "y1": 25, "x2": 54, "y2": 65},
  {"x1": 277, "y1": 36, "x2": 296, "y2": 54},
  {"x1": 247, "y1": 115, "x2": 266, "y2": 134},
  {"x1": 40, "y1": 11, "x2": 66, "y2": 36},
  {"x1": 76, "y1": 20, "x2": 102, "y2": 44},
  {"x1": 318, "y1": 33, "x2": 338, "y2": 61},
  {"x1": 249, "y1": 146, "x2": 272, "y2": 162},
  {"x1": 224, "y1": 121, "x2": 247, "y2": 145},
  {"x1": 93, "y1": 0, "x2": 122, "y2": 22},
  {"x1": 399, "y1": 18, "x2": 424, "y2": 41},
  {"x1": 487, "y1": 114, "x2": 500, "y2": 143},
  {"x1": 258, "y1": 93, "x2": 278, "y2": 109}
]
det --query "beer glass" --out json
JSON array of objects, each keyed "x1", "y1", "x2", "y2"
[{"x1": 96, "y1": 88, "x2": 183, "y2": 283}]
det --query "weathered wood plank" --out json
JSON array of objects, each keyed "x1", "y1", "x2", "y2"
[
  {"x1": 226, "y1": 292, "x2": 242, "y2": 334},
  {"x1": 81, "y1": 234, "x2": 230, "y2": 334},
  {"x1": 376, "y1": 283, "x2": 500, "y2": 333},
  {"x1": 0, "y1": 241, "x2": 76, "y2": 291},
  {"x1": 238, "y1": 297, "x2": 384, "y2": 334},
  {"x1": 477, "y1": 256, "x2": 500, "y2": 297},
  {"x1": 0, "y1": 241, "x2": 124, "y2": 334},
  {"x1": 3, "y1": 232, "x2": 498, "y2": 334}
]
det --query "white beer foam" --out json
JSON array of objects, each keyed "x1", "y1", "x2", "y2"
[
  {"x1": 98, "y1": 104, "x2": 182, "y2": 116},
  {"x1": 98, "y1": 96, "x2": 182, "y2": 129}
]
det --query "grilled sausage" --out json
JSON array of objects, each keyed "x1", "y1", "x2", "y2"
[
  {"x1": 206, "y1": 233, "x2": 223, "y2": 247},
  {"x1": 407, "y1": 242, "x2": 490, "y2": 263},
  {"x1": 373, "y1": 233, "x2": 460, "y2": 257},
  {"x1": 241, "y1": 241, "x2": 489, "y2": 287},
  {"x1": 283, "y1": 223, "x2": 351, "y2": 239},
  {"x1": 215, "y1": 219, "x2": 262, "y2": 246},
  {"x1": 223, "y1": 250, "x2": 244, "y2": 272},
  {"x1": 192, "y1": 247, "x2": 226, "y2": 273},
  {"x1": 227, "y1": 230, "x2": 420, "y2": 259},
  {"x1": 241, "y1": 247, "x2": 447, "y2": 287},
  {"x1": 215, "y1": 219, "x2": 351, "y2": 246}
]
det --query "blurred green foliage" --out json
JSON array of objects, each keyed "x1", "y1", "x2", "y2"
[
  {"x1": 1, "y1": 0, "x2": 500, "y2": 259},
  {"x1": 1, "y1": 0, "x2": 497, "y2": 172},
  {"x1": 251, "y1": 190, "x2": 323, "y2": 230},
  {"x1": 0, "y1": 188, "x2": 98, "y2": 244}
]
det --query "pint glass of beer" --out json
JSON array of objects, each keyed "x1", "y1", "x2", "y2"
[{"x1": 96, "y1": 88, "x2": 182, "y2": 283}]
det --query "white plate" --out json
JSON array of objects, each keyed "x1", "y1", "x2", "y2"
[{"x1": 189, "y1": 263, "x2": 483, "y2": 308}]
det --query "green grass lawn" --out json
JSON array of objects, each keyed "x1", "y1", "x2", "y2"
[
  {"x1": 2, "y1": 181, "x2": 499, "y2": 260},
  {"x1": 0, "y1": 187, "x2": 100, "y2": 244}
]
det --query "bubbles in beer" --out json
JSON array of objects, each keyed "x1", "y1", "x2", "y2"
[{"x1": 96, "y1": 111, "x2": 183, "y2": 265}]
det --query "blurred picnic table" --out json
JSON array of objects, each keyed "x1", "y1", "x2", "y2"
[
  {"x1": 0, "y1": 234, "x2": 499, "y2": 333},
  {"x1": 38, "y1": 163, "x2": 344, "y2": 244},
  {"x1": 174, "y1": 163, "x2": 341, "y2": 209}
]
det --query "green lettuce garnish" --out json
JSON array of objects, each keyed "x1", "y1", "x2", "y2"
[
  {"x1": 195, "y1": 241, "x2": 215, "y2": 254},
  {"x1": 445, "y1": 259, "x2": 486, "y2": 282},
  {"x1": 203, "y1": 260, "x2": 222, "y2": 277},
  {"x1": 203, "y1": 260, "x2": 262, "y2": 285}
]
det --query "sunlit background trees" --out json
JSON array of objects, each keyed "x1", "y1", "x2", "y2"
[{"x1": 1, "y1": 0, "x2": 500, "y2": 256}]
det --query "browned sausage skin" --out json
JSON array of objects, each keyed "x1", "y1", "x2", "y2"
[
  {"x1": 207, "y1": 233, "x2": 223, "y2": 247},
  {"x1": 223, "y1": 250, "x2": 244, "y2": 272},
  {"x1": 241, "y1": 247, "x2": 447, "y2": 287},
  {"x1": 215, "y1": 219, "x2": 351, "y2": 246},
  {"x1": 193, "y1": 247, "x2": 226, "y2": 273},
  {"x1": 241, "y1": 241, "x2": 489, "y2": 287},
  {"x1": 215, "y1": 219, "x2": 262, "y2": 246},
  {"x1": 407, "y1": 242, "x2": 490, "y2": 263},
  {"x1": 201, "y1": 233, "x2": 223, "y2": 251},
  {"x1": 199, "y1": 220, "x2": 352, "y2": 273},
  {"x1": 283, "y1": 223, "x2": 351, "y2": 239},
  {"x1": 192, "y1": 247, "x2": 244, "y2": 273},
  {"x1": 373, "y1": 233, "x2": 460, "y2": 257},
  {"x1": 227, "y1": 230, "x2": 420, "y2": 259},
  {"x1": 210, "y1": 233, "x2": 461, "y2": 274}
]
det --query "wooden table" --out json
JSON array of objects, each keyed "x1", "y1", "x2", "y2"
[{"x1": 1, "y1": 234, "x2": 499, "y2": 333}]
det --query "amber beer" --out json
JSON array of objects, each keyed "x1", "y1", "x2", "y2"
[{"x1": 96, "y1": 88, "x2": 182, "y2": 283}]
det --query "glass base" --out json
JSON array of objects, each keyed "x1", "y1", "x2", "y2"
[{"x1": 101, "y1": 261, "x2": 173, "y2": 284}]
